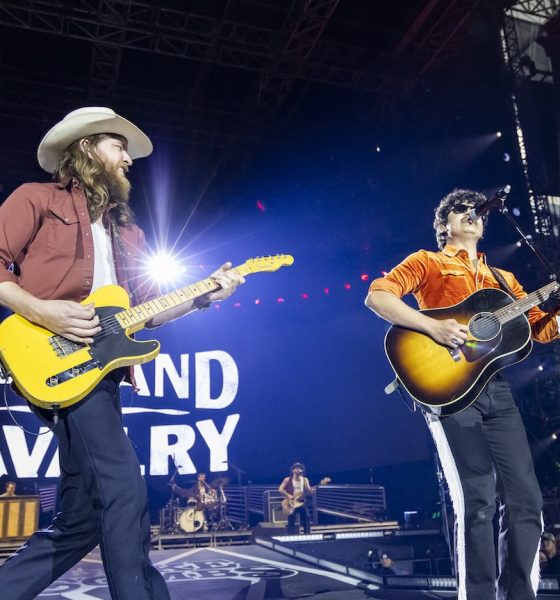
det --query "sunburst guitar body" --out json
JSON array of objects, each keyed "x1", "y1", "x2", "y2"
[{"x1": 384, "y1": 282, "x2": 559, "y2": 416}]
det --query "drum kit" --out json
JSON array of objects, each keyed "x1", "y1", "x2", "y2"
[{"x1": 160, "y1": 476, "x2": 233, "y2": 534}]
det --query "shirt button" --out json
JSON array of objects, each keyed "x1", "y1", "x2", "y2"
[
  {"x1": 86, "y1": 254, "x2": 91, "y2": 259},
  {"x1": 85, "y1": 280, "x2": 91, "y2": 285},
  {"x1": 64, "y1": 218, "x2": 69, "y2": 222}
]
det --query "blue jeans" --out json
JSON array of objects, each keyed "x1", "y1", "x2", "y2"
[{"x1": 0, "y1": 374, "x2": 170, "y2": 600}]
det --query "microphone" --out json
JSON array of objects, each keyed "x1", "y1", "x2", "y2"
[{"x1": 467, "y1": 185, "x2": 511, "y2": 220}]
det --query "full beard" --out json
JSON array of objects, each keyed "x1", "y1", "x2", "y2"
[{"x1": 105, "y1": 163, "x2": 131, "y2": 204}]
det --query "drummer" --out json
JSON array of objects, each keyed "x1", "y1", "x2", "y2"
[{"x1": 190, "y1": 472, "x2": 217, "y2": 528}]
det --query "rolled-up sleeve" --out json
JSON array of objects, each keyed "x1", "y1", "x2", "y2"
[
  {"x1": 0, "y1": 184, "x2": 46, "y2": 286},
  {"x1": 368, "y1": 250, "x2": 429, "y2": 299}
]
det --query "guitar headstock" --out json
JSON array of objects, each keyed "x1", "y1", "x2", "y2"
[{"x1": 244, "y1": 254, "x2": 294, "y2": 273}]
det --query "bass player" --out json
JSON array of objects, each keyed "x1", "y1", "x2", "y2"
[{"x1": 366, "y1": 188, "x2": 560, "y2": 600}]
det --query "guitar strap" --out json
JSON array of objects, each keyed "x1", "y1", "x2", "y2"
[
  {"x1": 110, "y1": 218, "x2": 140, "y2": 307},
  {"x1": 488, "y1": 265, "x2": 517, "y2": 300}
]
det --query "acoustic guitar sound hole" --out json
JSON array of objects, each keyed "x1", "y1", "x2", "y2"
[{"x1": 469, "y1": 312, "x2": 501, "y2": 341}]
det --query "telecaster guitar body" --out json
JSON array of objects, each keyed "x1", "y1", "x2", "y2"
[
  {"x1": 0, "y1": 285, "x2": 159, "y2": 409},
  {"x1": 0, "y1": 255, "x2": 294, "y2": 410}
]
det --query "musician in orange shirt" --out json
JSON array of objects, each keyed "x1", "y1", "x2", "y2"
[{"x1": 366, "y1": 189, "x2": 560, "y2": 600}]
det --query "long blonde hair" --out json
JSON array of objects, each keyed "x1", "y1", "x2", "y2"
[{"x1": 53, "y1": 133, "x2": 134, "y2": 226}]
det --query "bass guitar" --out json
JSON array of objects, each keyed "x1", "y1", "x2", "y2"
[
  {"x1": 281, "y1": 477, "x2": 331, "y2": 515},
  {"x1": 384, "y1": 281, "x2": 559, "y2": 416},
  {"x1": 0, "y1": 255, "x2": 294, "y2": 410}
]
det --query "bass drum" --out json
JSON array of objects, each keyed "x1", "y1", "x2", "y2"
[{"x1": 179, "y1": 508, "x2": 205, "y2": 533}]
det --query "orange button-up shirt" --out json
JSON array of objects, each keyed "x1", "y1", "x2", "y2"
[{"x1": 369, "y1": 244, "x2": 559, "y2": 343}]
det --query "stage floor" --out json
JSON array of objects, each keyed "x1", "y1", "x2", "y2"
[
  {"x1": 27, "y1": 544, "x2": 457, "y2": 599},
  {"x1": 0, "y1": 543, "x2": 554, "y2": 599}
]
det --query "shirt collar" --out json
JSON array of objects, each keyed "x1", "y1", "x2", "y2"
[{"x1": 442, "y1": 244, "x2": 486, "y2": 261}]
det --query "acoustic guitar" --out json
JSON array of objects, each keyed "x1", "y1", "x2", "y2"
[
  {"x1": 0, "y1": 255, "x2": 294, "y2": 410},
  {"x1": 384, "y1": 281, "x2": 559, "y2": 416},
  {"x1": 281, "y1": 477, "x2": 331, "y2": 515}
]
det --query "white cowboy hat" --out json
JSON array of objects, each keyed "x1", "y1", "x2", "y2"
[{"x1": 37, "y1": 106, "x2": 153, "y2": 173}]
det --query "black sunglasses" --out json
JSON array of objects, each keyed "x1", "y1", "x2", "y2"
[{"x1": 450, "y1": 203, "x2": 475, "y2": 214}]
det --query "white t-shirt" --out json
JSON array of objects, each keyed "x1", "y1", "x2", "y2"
[{"x1": 91, "y1": 220, "x2": 117, "y2": 292}]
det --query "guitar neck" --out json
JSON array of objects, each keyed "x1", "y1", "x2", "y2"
[
  {"x1": 494, "y1": 281, "x2": 559, "y2": 324},
  {"x1": 114, "y1": 264, "x2": 251, "y2": 330}
]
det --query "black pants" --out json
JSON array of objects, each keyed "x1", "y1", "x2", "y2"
[
  {"x1": 426, "y1": 375, "x2": 542, "y2": 600},
  {"x1": 288, "y1": 504, "x2": 310, "y2": 534},
  {"x1": 0, "y1": 375, "x2": 170, "y2": 600}
]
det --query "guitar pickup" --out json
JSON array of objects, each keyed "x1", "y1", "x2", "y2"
[{"x1": 46, "y1": 359, "x2": 101, "y2": 387}]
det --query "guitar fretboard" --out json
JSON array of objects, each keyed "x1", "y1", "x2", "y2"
[
  {"x1": 493, "y1": 281, "x2": 559, "y2": 324},
  {"x1": 115, "y1": 265, "x2": 252, "y2": 329}
]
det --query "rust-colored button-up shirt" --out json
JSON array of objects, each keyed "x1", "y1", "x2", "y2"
[
  {"x1": 369, "y1": 244, "x2": 559, "y2": 343},
  {"x1": 0, "y1": 182, "x2": 157, "y2": 304}
]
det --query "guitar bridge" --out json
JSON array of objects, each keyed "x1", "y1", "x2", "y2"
[
  {"x1": 448, "y1": 347, "x2": 462, "y2": 362},
  {"x1": 45, "y1": 359, "x2": 101, "y2": 387},
  {"x1": 49, "y1": 335, "x2": 86, "y2": 357}
]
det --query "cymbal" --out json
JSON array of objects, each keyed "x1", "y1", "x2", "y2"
[
  {"x1": 166, "y1": 483, "x2": 191, "y2": 498},
  {"x1": 211, "y1": 476, "x2": 230, "y2": 488}
]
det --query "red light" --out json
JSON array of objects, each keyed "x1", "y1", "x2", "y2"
[
  {"x1": 344, "y1": 283, "x2": 351, "y2": 290},
  {"x1": 256, "y1": 199, "x2": 266, "y2": 212},
  {"x1": 324, "y1": 287, "x2": 330, "y2": 294},
  {"x1": 360, "y1": 274, "x2": 369, "y2": 281},
  {"x1": 277, "y1": 297, "x2": 285, "y2": 303},
  {"x1": 301, "y1": 293, "x2": 309, "y2": 299},
  {"x1": 233, "y1": 302, "x2": 241, "y2": 308}
]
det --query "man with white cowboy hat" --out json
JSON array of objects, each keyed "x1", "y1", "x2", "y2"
[{"x1": 0, "y1": 107, "x2": 244, "y2": 599}]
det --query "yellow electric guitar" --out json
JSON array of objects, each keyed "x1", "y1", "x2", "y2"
[
  {"x1": 0, "y1": 255, "x2": 294, "y2": 410},
  {"x1": 281, "y1": 477, "x2": 331, "y2": 515}
]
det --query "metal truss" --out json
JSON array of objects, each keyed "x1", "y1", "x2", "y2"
[
  {"x1": 510, "y1": 0, "x2": 559, "y2": 23},
  {"x1": 0, "y1": 0, "x2": 395, "y2": 95},
  {"x1": 377, "y1": 0, "x2": 486, "y2": 111},
  {"x1": 256, "y1": 0, "x2": 340, "y2": 108}
]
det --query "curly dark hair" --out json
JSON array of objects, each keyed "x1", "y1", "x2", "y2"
[{"x1": 433, "y1": 188, "x2": 488, "y2": 250}]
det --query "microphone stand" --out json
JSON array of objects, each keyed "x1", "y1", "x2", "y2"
[{"x1": 498, "y1": 202, "x2": 558, "y2": 280}]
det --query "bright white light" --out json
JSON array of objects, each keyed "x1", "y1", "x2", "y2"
[
  {"x1": 146, "y1": 252, "x2": 187, "y2": 284},
  {"x1": 496, "y1": 131, "x2": 503, "y2": 138}
]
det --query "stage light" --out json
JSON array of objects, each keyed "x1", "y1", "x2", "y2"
[
  {"x1": 277, "y1": 297, "x2": 285, "y2": 303},
  {"x1": 233, "y1": 302, "x2": 241, "y2": 308},
  {"x1": 496, "y1": 131, "x2": 503, "y2": 138},
  {"x1": 255, "y1": 298, "x2": 261, "y2": 305},
  {"x1": 516, "y1": 240, "x2": 523, "y2": 248},
  {"x1": 361, "y1": 274, "x2": 369, "y2": 281},
  {"x1": 344, "y1": 283, "x2": 352, "y2": 290},
  {"x1": 301, "y1": 293, "x2": 309, "y2": 299},
  {"x1": 375, "y1": 146, "x2": 381, "y2": 153},
  {"x1": 324, "y1": 287, "x2": 330, "y2": 294},
  {"x1": 538, "y1": 365, "x2": 544, "y2": 372},
  {"x1": 381, "y1": 270, "x2": 388, "y2": 276},
  {"x1": 256, "y1": 199, "x2": 266, "y2": 212},
  {"x1": 145, "y1": 252, "x2": 186, "y2": 284},
  {"x1": 503, "y1": 153, "x2": 511, "y2": 162},
  {"x1": 552, "y1": 432, "x2": 558, "y2": 441},
  {"x1": 512, "y1": 207, "x2": 521, "y2": 216}
]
